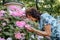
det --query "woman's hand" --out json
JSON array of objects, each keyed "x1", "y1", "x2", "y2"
[{"x1": 25, "y1": 24, "x2": 35, "y2": 32}]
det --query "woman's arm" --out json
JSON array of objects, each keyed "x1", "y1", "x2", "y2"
[
  {"x1": 34, "y1": 24, "x2": 51, "y2": 36},
  {"x1": 25, "y1": 24, "x2": 51, "y2": 36}
]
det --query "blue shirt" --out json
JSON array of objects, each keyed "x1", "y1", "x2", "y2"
[{"x1": 39, "y1": 13, "x2": 60, "y2": 37}]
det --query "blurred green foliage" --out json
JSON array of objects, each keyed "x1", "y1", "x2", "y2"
[{"x1": 0, "y1": 0, "x2": 60, "y2": 17}]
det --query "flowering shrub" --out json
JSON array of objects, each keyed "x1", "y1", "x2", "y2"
[
  {"x1": 16, "y1": 21, "x2": 26, "y2": 28},
  {"x1": 0, "y1": 5, "x2": 39, "y2": 40}
]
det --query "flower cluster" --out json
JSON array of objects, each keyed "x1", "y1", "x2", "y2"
[
  {"x1": 0, "y1": 10, "x2": 5, "y2": 17},
  {"x1": 0, "y1": 37, "x2": 5, "y2": 40},
  {"x1": 8, "y1": 5, "x2": 25, "y2": 17},
  {"x1": 0, "y1": 5, "x2": 39, "y2": 40},
  {"x1": 16, "y1": 21, "x2": 26, "y2": 28}
]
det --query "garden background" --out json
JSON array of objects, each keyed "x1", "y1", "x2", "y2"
[
  {"x1": 0, "y1": 0, "x2": 60, "y2": 40},
  {"x1": 0, "y1": 0, "x2": 60, "y2": 17}
]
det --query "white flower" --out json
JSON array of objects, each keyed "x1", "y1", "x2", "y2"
[
  {"x1": 36, "y1": 35, "x2": 44, "y2": 40},
  {"x1": 22, "y1": 7, "x2": 26, "y2": 11},
  {"x1": 2, "y1": 22, "x2": 6, "y2": 26},
  {"x1": 31, "y1": 35, "x2": 34, "y2": 39},
  {"x1": 7, "y1": 37, "x2": 12, "y2": 40}
]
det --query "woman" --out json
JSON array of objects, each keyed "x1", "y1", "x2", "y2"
[{"x1": 25, "y1": 7, "x2": 60, "y2": 40}]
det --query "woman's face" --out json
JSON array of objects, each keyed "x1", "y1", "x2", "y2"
[{"x1": 27, "y1": 15, "x2": 37, "y2": 21}]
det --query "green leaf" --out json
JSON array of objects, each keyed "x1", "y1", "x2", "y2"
[{"x1": 3, "y1": 32, "x2": 13, "y2": 36}]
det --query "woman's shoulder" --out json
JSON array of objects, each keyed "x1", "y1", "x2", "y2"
[
  {"x1": 40, "y1": 13, "x2": 57, "y2": 24},
  {"x1": 41, "y1": 13, "x2": 51, "y2": 18},
  {"x1": 41, "y1": 13, "x2": 55, "y2": 20},
  {"x1": 41, "y1": 13, "x2": 49, "y2": 16}
]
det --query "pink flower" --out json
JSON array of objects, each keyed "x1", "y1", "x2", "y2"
[
  {"x1": 9, "y1": 5, "x2": 21, "y2": 11},
  {"x1": 11, "y1": 12, "x2": 18, "y2": 17},
  {"x1": 0, "y1": 13, "x2": 4, "y2": 17},
  {"x1": 20, "y1": 33, "x2": 25, "y2": 40},
  {"x1": 0, "y1": 10, "x2": 5, "y2": 17},
  {"x1": 16, "y1": 21, "x2": 26, "y2": 28},
  {"x1": 0, "y1": 10, "x2": 5, "y2": 14},
  {"x1": 15, "y1": 32, "x2": 22, "y2": 39},
  {"x1": 9, "y1": 5, "x2": 25, "y2": 17},
  {"x1": 0, "y1": 37, "x2": 5, "y2": 40},
  {"x1": 11, "y1": 10, "x2": 25, "y2": 17},
  {"x1": 25, "y1": 24, "x2": 31, "y2": 29},
  {"x1": 11, "y1": 11, "x2": 25, "y2": 17},
  {"x1": 15, "y1": 32, "x2": 25, "y2": 40}
]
